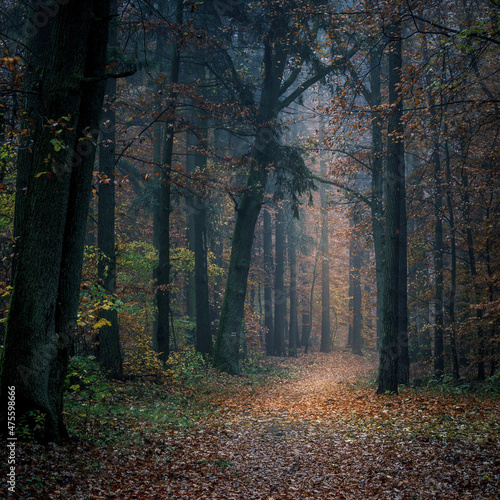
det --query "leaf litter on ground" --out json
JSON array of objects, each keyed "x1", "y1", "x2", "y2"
[{"x1": 1, "y1": 349, "x2": 499, "y2": 499}]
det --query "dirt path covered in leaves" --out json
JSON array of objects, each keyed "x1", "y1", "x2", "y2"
[{"x1": 3, "y1": 350, "x2": 499, "y2": 499}]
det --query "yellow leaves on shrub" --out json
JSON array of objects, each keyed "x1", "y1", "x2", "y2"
[
  {"x1": 92, "y1": 318, "x2": 112, "y2": 330},
  {"x1": 123, "y1": 334, "x2": 164, "y2": 376},
  {"x1": 0, "y1": 56, "x2": 20, "y2": 71}
]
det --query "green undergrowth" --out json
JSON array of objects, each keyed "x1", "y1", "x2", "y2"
[
  {"x1": 410, "y1": 371, "x2": 500, "y2": 397},
  {"x1": 65, "y1": 356, "x2": 205, "y2": 445},
  {"x1": 63, "y1": 352, "x2": 299, "y2": 446}
]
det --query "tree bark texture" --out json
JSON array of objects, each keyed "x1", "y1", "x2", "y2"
[
  {"x1": 369, "y1": 44, "x2": 385, "y2": 350},
  {"x1": 0, "y1": 0, "x2": 111, "y2": 442},
  {"x1": 377, "y1": 17, "x2": 404, "y2": 395}
]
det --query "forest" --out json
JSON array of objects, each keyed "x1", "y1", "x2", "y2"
[{"x1": 0, "y1": 0, "x2": 499, "y2": 498}]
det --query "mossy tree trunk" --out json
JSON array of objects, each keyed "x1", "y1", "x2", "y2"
[{"x1": 0, "y1": 0, "x2": 111, "y2": 442}]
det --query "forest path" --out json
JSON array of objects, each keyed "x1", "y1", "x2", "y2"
[
  {"x1": 7, "y1": 350, "x2": 499, "y2": 499},
  {"x1": 159, "y1": 350, "x2": 499, "y2": 499}
]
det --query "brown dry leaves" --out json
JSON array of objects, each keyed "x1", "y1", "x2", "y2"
[{"x1": 2, "y1": 350, "x2": 499, "y2": 499}]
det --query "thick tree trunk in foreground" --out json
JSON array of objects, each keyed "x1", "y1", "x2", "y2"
[
  {"x1": 0, "y1": 0, "x2": 111, "y2": 442},
  {"x1": 377, "y1": 17, "x2": 404, "y2": 395}
]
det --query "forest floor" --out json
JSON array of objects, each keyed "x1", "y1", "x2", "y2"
[{"x1": 1, "y1": 348, "x2": 499, "y2": 499}]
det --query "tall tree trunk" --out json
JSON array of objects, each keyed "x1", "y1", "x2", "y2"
[
  {"x1": 462, "y1": 173, "x2": 485, "y2": 380},
  {"x1": 213, "y1": 156, "x2": 268, "y2": 373},
  {"x1": 12, "y1": 3, "x2": 50, "y2": 250},
  {"x1": 185, "y1": 55, "x2": 211, "y2": 356},
  {"x1": 369, "y1": 44, "x2": 385, "y2": 351},
  {"x1": 377, "y1": 16, "x2": 404, "y2": 395},
  {"x1": 97, "y1": 0, "x2": 122, "y2": 378},
  {"x1": 288, "y1": 214, "x2": 299, "y2": 357},
  {"x1": 304, "y1": 254, "x2": 319, "y2": 354},
  {"x1": 213, "y1": 14, "x2": 288, "y2": 373},
  {"x1": 350, "y1": 205, "x2": 363, "y2": 356},
  {"x1": 445, "y1": 138, "x2": 460, "y2": 382},
  {"x1": 152, "y1": 124, "x2": 162, "y2": 249},
  {"x1": 263, "y1": 208, "x2": 274, "y2": 355},
  {"x1": 0, "y1": 0, "x2": 111, "y2": 442},
  {"x1": 433, "y1": 154, "x2": 445, "y2": 381},
  {"x1": 423, "y1": 43, "x2": 446, "y2": 381},
  {"x1": 185, "y1": 132, "x2": 196, "y2": 322},
  {"x1": 274, "y1": 205, "x2": 286, "y2": 356},
  {"x1": 194, "y1": 197, "x2": 212, "y2": 356},
  {"x1": 398, "y1": 158, "x2": 409, "y2": 384},
  {"x1": 319, "y1": 158, "x2": 331, "y2": 353},
  {"x1": 154, "y1": 0, "x2": 183, "y2": 363}
]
